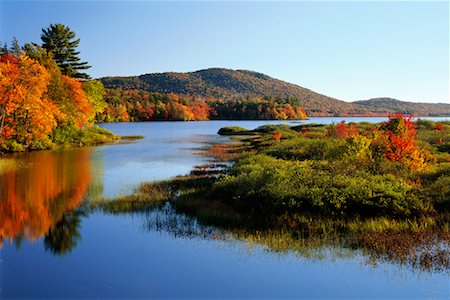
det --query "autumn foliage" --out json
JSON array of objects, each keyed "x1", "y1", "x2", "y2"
[
  {"x1": 99, "y1": 89, "x2": 308, "y2": 122},
  {"x1": 0, "y1": 54, "x2": 62, "y2": 146},
  {"x1": 375, "y1": 113, "x2": 427, "y2": 169},
  {"x1": 327, "y1": 121, "x2": 358, "y2": 138},
  {"x1": 0, "y1": 51, "x2": 98, "y2": 151},
  {"x1": 323, "y1": 114, "x2": 428, "y2": 170},
  {"x1": 272, "y1": 131, "x2": 282, "y2": 142}
]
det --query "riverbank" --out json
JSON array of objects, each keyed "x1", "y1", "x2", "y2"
[{"x1": 0, "y1": 125, "x2": 143, "y2": 155}]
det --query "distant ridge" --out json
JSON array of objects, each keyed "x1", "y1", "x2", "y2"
[
  {"x1": 100, "y1": 68, "x2": 450, "y2": 116},
  {"x1": 353, "y1": 98, "x2": 450, "y2": 117}
]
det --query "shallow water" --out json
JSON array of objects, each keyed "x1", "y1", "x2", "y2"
[{"x1": 1, "y1": 118, "x2": 449, "y2": 299}]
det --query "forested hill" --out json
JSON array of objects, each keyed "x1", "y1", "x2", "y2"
[
  {"x1": 100, "y1": 68, "x2": 355, "y2": 115},
  {"x1": 353, "y1": 98, "x2": 450, "y2": 117},
  {"x1": 100, "y1": 68, "x2": 450, "y2": 116}
]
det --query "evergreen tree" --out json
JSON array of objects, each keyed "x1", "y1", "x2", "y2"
[
  {"x1": 0, "y1": 42, "x2": 8, "y2": 55},
  {"x1": 10, "y1": 37, "x2": 22, "y2": 56},
  {"x1": 41, "y1": 23, "x2": 91, "y2": 80}
]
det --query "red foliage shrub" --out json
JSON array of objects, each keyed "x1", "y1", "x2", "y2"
[{"x1": 272, "y1": 131, "x2": 282, "y2": 142}]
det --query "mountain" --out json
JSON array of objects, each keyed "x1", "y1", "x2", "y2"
[
  {"x1": 353, "y1": 98, "x2": 450, "y2": 117},
  {"x1": 100, "y1": 68, "x2": 450, "y2": 116}
]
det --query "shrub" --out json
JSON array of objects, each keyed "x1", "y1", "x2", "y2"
[
  {"x1": 217, "y1": 126, "x2": 250, "y2": 135},
  {"x1": 213, "y1": 154, "x2": 426, "y2": 217}
]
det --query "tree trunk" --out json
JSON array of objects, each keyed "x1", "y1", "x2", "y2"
[{"x1": 0, "y1": 107, "x2": 5, "y2": 140}]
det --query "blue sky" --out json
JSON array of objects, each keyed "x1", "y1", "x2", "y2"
[{"x1": 1, "y1": 1, "x2": 448, "y2": 103}]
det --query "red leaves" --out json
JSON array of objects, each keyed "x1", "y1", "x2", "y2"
[
  {"x1": 380, "y1": 113, "x2": 427, "y2": 170},
  {"x1": 328, "y1": 121, "x2": 358, "y2": 138},
  {"x1": 436, "y1": 123, "x2": 444, "y2": 132},
  {"x1": 0, "y1": 53, "x2": 18, "y2": 64},
  {"x1": 324, "y1": 113, "x2": 427, "y2": 170},
  {"x1": 271, "y1": 131, "x2": 282, "y2": 142},
  {"x1": 0, "y1": 53, "x2": 61, "y2": 143}
]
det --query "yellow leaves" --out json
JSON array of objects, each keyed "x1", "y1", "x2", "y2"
[{"x1": 63, "y1": 75, "x2": 93, "y2": 127}]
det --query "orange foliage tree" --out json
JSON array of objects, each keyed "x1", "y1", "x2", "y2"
[
  {"x1": 327, "y1": 121, "x2": 358, "y2": 138},
  {"x1": 271, "y1": 131, "x2": 282, "y2": 141},
  {"x1": 377, "y1": 113, "x2": 427, "y2": 169},
  {"x1": 45, "y1": 59, "x2": 93, "y2": 128},
  {"x1": 0, "y1": 53, "x2": 62, "y2": 145}
]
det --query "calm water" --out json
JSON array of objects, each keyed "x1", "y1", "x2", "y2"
[{"x1": 1, "y1": 117, "x2": 449, "y2": 299}]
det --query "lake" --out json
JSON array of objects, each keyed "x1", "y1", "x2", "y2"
[{"x1": 1, "y1": 117, "x2": 449, "y2": 299}]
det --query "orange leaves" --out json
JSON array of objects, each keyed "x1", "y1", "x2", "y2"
[
  {"x1": 377, "y1": 113, "x2": 427, "y2": 170},
  {"x1": 101, "y1": 89, "x2": 309, "y2": 122},
  {"x1": 436, "y1": 123, "x2": 444, "y2": 132},
  {"x1": 327, "y1": 121, "x2": 358, "y2": 138},
  {"x1": 63, "y1": 75, "x2": 93, "y2": 127},
  {"x1": 189, "y1": 101, "x2": 210, "y2": 121},
  {"x1": 325, "y1": 114, "x2": 428, "y2": 170},
  {"x1": 0, "y1": 54, "x2": 62, "y2": 143},
  {"x1": 271, "y1": 131, "x2": 282, "y2": 142},
  {"x1": 0, "y1": 52, "x2": 96, "y2": 149},
  {"x1": 382, "y1": 114, "x2": 420, "y2": 163}
]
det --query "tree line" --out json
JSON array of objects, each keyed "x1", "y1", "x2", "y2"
[{"x1": 99, "y1": 89, "x2": 307, "y2": 122}]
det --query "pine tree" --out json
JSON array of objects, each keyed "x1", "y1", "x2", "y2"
[
  {"x1": 41, "y1": 24, "x2": 91, "y2": 80},
  {"x1": 10, "y1": 37, "x2": 22, "y2": 56},
  {"x1": 0, "y1": 42, "x2": 8, "y2": 55}
]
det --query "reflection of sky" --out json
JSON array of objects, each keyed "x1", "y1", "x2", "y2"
[{"x1": 2, "y1": 212, "x2": 449, "y2": 299}]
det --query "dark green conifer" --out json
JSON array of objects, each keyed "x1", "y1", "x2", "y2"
[{"x1": 41, "y1": 23, "x2": 91, "y2": 80}]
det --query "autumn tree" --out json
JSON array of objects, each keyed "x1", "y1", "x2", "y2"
[
  {"x1": 24, "y1": 43, "x2": 96, "y2": 127},
  {"x1": 82, "y1": 80, "x2": 106, "y2": 122},
  {"x1": 41, "y1": 23, "x2": 91, "y2": 79},
  {"x1": 327, "y1": 121, "x2": 358, "y2": 138},
  {"x1": 0, "y1": 53, "x2": 62, "y2": 146},
  {"x1": 377, "y1": 113, "x2": 427, "y2": 170}
]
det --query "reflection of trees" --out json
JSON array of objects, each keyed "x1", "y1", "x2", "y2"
[
  {"x1": 107, "y1": 202, "x2": 449, "y2": 273},
  {"x1": 44, "y1": 210, "x2": 84, "y2": 255},
  {"x1": 0, "y1": 149, "x2": 93, "y2": 249}
]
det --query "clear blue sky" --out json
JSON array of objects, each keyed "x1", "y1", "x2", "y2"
[{"x1": 1, "y1": 1, "x2": 448, "y2": 103}]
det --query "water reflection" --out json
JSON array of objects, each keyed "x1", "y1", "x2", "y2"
[
  {"x1": 0, "y1": 149, "x2": 94, "y2": 248},
  {"x1": 95, "y1": 202, "x2": 449, "y2": 273},
  {"x1": 44, "y1": 210, "x2": 85, "y2": 255}
]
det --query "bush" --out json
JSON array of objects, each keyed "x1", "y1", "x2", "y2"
[
  {"x1": 0, "y1": 140, "x2": 26, "y2": 152},
  {"x1": 29, "y1": 138, "x2": 57, "y2": 150},
  {"x1": 213, "y1": 154, "x2": 426, "y2": 217},
  {"x1": 217, "y1": 126, "x2": 250, "y2": 135},
  {"x1": 427, "y1": 175, "x2": 450, "y2": 211}
]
